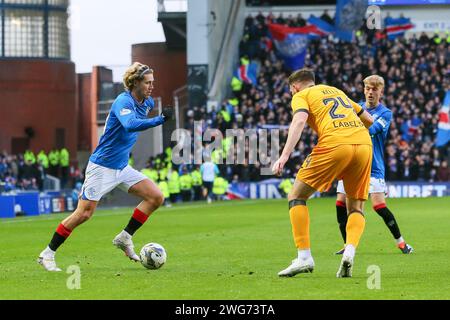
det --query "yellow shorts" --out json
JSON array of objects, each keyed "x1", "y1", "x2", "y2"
[{"x1": 296, "y1": 144, "x2": 373, "y2": 200}]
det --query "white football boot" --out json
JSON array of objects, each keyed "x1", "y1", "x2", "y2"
[
  {"x1": 336, "y1": 255, "x2": 353, "y2": 278},
  {"x1": 278, "y1": 257, "x2": 315, "y2": 277},
  {"x1": 37, "y1": 247, "x2": 62, "y2": 272},
  {"x1": 112, "y1": 231, "x2": 140, "y2": 262}
]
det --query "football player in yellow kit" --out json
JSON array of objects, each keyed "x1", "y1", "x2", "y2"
[{"x1": 272, "y1": 68, "x2": 374, "y2": 278}]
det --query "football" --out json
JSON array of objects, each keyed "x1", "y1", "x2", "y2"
[{"x1": 139, "y1": 243, "x2": 167, "y2": 270}]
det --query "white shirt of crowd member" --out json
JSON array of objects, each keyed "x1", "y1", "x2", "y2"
[{"x1": 200, "y1": 161, "x2": 219, "y2": 183}]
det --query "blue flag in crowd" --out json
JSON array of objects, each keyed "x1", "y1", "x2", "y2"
[
  {"x1": 335, "y1": 0, "x2": 368, "y2": 42},
  {"x1": 436, "y1": 91, "x2": 450, "y2": 147},
  {"x1": 268, "y1": 24, "x2": 309, "y2": 71},
  {"x1": 307, "y1": 15, "x2": 335, "y2": 36}
]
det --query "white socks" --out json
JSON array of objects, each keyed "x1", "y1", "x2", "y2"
[
  {"x1": 395, "y1": 236, "x2": 405, "y2": 245},
  {"x1": 343, "y1": 244, "x2": 355, "y2": 259},
  {"x1": 298, "y1": 249, "x2": 312, "y2": 261},
  {"x1": 41, "y1": 246, "x2": 56, "y2": 257},
  {"x1": 120, "y1": 230, "x2": 132, "y2": 238}
]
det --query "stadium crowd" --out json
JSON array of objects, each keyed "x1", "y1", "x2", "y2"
[
  {"x1": 2, "y1": 12, "x2": 449, "y2": 200},
  {"x1": 184, "y1": 11, "x2": 450, "y2": 184},
  {"x1": 0, "y1": 149, "x2": 83, "y2": 193}
]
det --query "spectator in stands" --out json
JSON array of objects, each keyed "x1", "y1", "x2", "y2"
[
  {"x1": 179, "y1": 166, "x2": 193, "y2": 202},
  {"x1": 60, "y1": 147, "x2": 70, "y2": 188},
  {"x1": 18, "y1": 159, "x2": 39, "y2": 190},
  {"x1": 295, "y1": 13, "x2": 306, "y2": 27},
  {"x1": 201, "y1": 156, "x2": 219, "y2": 204},
  {"x1": 320, "y1": 9, "x2": 334, "y2": 25},
  {"x1": 3, "y1": 174, "x2": 17, "y2": 192},
  {"x1": 437, "y1": 160, "x2": 449, "y2": 182}
]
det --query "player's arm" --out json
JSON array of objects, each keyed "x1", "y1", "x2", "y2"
[
  {"x1": 359, "y1": 110, "x2": 374, "y2": 129},
  {"x1": 113, "y1": 102, "x2": 165, "y2": 132},
  {"x1": 272, "y1": 111, "x2": 308, "y2": 175},
  {"x1": 349, "y1": 99, "x2": 374, "y2": 128},
  {"x1": 282, "y1": 111, "x2": 308, "y2": 157},
  {"x1": 369, "y1": 111, "x2": 392, "y2": 136},
  {"x1": 272, "y1": 93, "x2": 309, "y2": 175}
]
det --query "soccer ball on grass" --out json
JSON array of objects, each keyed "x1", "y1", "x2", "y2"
[{"x1": 140, "y1": 242, "x2": 167, "y2": 269}]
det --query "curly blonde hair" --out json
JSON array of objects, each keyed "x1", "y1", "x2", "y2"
[{"x1": 123, "y1": 62, "x2": 153, "y2": 91}]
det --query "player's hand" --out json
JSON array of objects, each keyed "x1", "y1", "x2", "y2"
[
  {"x1": 272, "y1": 154, "x2": 289, "y2": 176},
  {"x1": 161, "y1": 107, "x2": 173, "y2": 121}
]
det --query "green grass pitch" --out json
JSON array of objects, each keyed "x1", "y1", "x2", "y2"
[{"x1": 1, "y1": 197, "x2": 449, "y2": 300}]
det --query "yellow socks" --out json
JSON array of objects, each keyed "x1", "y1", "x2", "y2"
[
  {"x1": 289, "y1": 200, "x2": 310, "y2": 249},
  {"x1": 345, "y1": 212, "x2": 366, "y2": 248}
]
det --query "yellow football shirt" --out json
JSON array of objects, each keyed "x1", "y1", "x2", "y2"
[{"x1": 291, "y1": 84, "x2": 371, "y2": 147}]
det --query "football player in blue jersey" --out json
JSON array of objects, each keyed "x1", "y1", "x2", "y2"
[
  {"x1": 38, "y1": 62, "x2": 173, "y2": 271},
  {"x1": 335, "y1": 75, "x2": 413, "y2": 255}
]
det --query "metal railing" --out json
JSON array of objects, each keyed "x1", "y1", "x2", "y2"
[{"x1": 43, "y1": 174, "x2": 61, "y2": 191}]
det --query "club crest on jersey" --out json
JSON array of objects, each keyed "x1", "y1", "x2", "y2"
[
  {"x1": 86, "y1": 187, "x2": 97, "y2": 198},
  {"x1": 120, "y1": 108, "x2": 132, "y2": 116}
]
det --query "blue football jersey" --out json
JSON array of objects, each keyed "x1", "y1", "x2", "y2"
[
  {"x1": 363, "y1": 102, "x2": 392, "y2": 179},
  {"x1": 89, "y1": 92, "x2": 164, "y2": 170}
]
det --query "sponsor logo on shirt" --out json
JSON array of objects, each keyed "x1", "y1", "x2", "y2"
[
  {"x1": 377, "y1": 117, "x2": 387, "y2": 128},
  {"x1": 120, "y1": 108, "x2": 132, "y2": 116}
]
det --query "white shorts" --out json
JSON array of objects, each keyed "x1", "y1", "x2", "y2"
[
  {"x1": 80, "y1": 161, "x2": 148, "y2": 201},
  {"x1": 337, "y1": 177, "x2": 386, "y2": 195}
]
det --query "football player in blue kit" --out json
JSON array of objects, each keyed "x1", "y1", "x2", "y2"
[
  {"x1": 335, "y1": 75, "x2": 413, "y2": 255},
  {"x1": 38, "y1": 63, "x2": 173, "y2": 271}
]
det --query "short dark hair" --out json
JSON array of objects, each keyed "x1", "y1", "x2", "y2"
[{"x1": 288, "y1": 68, "x2": 315, "y2": 85}]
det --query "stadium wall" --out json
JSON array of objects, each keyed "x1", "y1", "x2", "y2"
[
  {"x1": 76, "y1": 66, "x2": 115, "y2": 151},
  {"x1": 245, "y1": 4, "x2": 334, "y2": 17},
  {"x1": 228, "y1": 180, "x2": 450, "y2": 200},
  {"x1": 388, "y1": 5, "x2": 450, "y2": 32},
  {"x1": 132, "y1": 42, "x2": 187, "y2": 108},
  {"x1": 208, "y1": 0, "x2": 246, "y2": 107},
  {"x1": 0, "y1": 59, "x2": 77, "y2": 160},
  {"x1": 76, "y1": 72, "x2": 94, "y2": 152},
  {"x1": 188, "y1": 0, "x2": 246, "y2": 107}
]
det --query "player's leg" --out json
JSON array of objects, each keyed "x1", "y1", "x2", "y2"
[
  {"x1": 336, "y1": 197, "x2": 367, "y2": 278},
  {"x1": 204, "y1": 181, "x2": 213, "y2": 203},
  {"x1": 129, "y1": 179, "x2": 164, "y2": 223},
  {"x1": 113, "y1": 177, "x2": 164, "y2": 261},
  {"x1": 278, "y1": 179, "x2": 317, "y2": 277},
  {"x1": 279, "y1": 145, "x2": 353, "y2": 277},
  {"x1": 38, "y1": 199, "x2": 98, "y2": 271},
  {"x1": 336, "y1": 145, "x2": 372, "y2": 278},
  {"x1": 335, "y1": 180, "x2": 348, "y2": 247},
  {"x1": 346, "y1": 198, "x2": 366, "y2": 256},
  {"x1": 371, "y1": 191, "x2": 413, "y2": 254},
  {"x1": 38, "y1": 161, "x2": 113, "y2": 271}
]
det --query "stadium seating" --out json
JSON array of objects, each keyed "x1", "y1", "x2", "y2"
[{"x1": 183, "y1": 11, "x2": 449, "y2": 183}]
